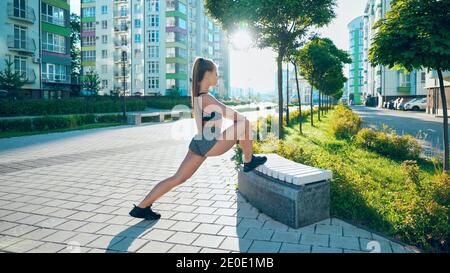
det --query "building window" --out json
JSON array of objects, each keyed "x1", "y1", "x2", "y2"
[
  {"x1": 82, "y1": 22, "x2": 95, "y2": 31},
  {"x1": 148, "y1": 77, "x2": 159, "y2": 89},
  {"x1": 82, "y1": 50, "x2": 96, "y2": 61},
  {"x1": 149, "y1": 15, "x2": 159, "y2": 27},
  {"x1": 102, "y1": 80, "x2": 108, "y2": 89},
  {"x1": 42, "y1": 3, "x2": 66, "y2": 27},
  {"x1": 43, "y1": 32, "x2": 66, "y2": 54},
  {"x1": 82, "y1": 36, "x2": 96, "y2": 46},
  {"x1": 421, "y1": 72, "x2": 426, "y2": 84},
  {"x1": 102, "y1": 50, "x2": 108, "y2": 59},
  {"x1": 102, "y1": 35, "x2": 108, "y2": 44},
  {"x1": 42, "y1": 63, "x2": 67, "y2": 82},
  {"x1": 81, "y1": 6, "x2": 95, "y2": 18},
  {"x1": 13, "y1": 25, "x2": 27, "y2": 49},
  {"x1": 102, "y1": 20, "x2": 108, "y2": 29},
  {"x1": 14, "y1": 56, "x2": 27, "y2": 76},
  {"x1": 101, "y1": 5, "x2": 108, "y2": 15},
  {"x1": 101, "y1": 65, "x2": 108, "y2": 74},
  {"x1": 135, "y1": 34, "x2": 141, "y2": 43},
  {"x1": 149, "y1": 61, "x2": 159, "y2": 74},
  {"x1": 149, "y1": 46, "x2": 159, "y2": 58},
  {"x1": 149, "y1": 30, "x2": 159, "y2": 42},
  {"x1": 135, "y1": 19, "x2": 141, "y2": 28}
]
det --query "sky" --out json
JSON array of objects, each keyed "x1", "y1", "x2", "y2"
[{"x1": 70, "y1": 0, "x2": 367, "y2": 93}]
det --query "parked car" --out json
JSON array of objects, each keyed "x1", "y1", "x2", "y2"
[
  {"x1": 400, "y1": 98, "x2": 419, "y2": 111},
  {"x1": 404, "y1": 98, "x2": 427, "y2": 111},
  {"x1": 398, "y1": 98, "x2": 416, "y2": 110}
]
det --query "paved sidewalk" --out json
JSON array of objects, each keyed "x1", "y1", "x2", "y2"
[{"x1": 0, "y1": 119, "x2": 418, "y2": 253}]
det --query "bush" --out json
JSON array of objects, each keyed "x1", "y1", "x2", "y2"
[
  {"x1": 0, "y1": 114, "x2": 125, "y2": 133},
  {"x1": 329, "y1": 104, "x2": 362, "y2": 139},
  {"x1": 355, "y1": 128, "x2": 421, "y2": 160},
  {"x1": 0, "y1": 98, "x2": 148, "y2": 117}
]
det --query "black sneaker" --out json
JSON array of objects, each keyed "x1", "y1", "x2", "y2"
[
  {"x1": 129, "y1": 204, "x2": 161, "y2": 220},
  {"x1": 243, "y1": 155, "x2": 267, "y2": 172}
]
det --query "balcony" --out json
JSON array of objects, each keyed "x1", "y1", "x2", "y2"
[
  {"x1": 114, "y1": 53, "x2": 129, "y2": 63},
  {"x1": 113, "y1": 10, "x2": 129, "y2": 18},
  {"x1": 397, "y1": 86, "x2": 411, "y2": 93},
  {"x1": 114, "y1": 38, "x2": 129, "y2": 47},
  {"x1": 7, "y1": 2, "x2": 36, "y2": 24},
  {"x1": 26, "y1": 69, "x2": 36, "y2": 83},
  {"x1": 114, "y1": 24, "x2": 129, "y2": 33},
  {"x1": 7, "y1": 35, "x2": 36, "y2": 54},
  {"x1": 114, "y1": 68, "x2": 130, "y2": 78}
]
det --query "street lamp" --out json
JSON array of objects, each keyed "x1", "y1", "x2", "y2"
[{"x1": 121, "y1": 45, "x2": 128, "y2": 120}]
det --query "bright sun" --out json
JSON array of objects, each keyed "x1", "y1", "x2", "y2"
[{"x1": 231, "y1": 29, "x2": 254, "y2": 51}]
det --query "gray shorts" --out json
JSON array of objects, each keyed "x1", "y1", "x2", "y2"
[{"x1": 189, "y1": 134, "x2": 220, "y2": 157}]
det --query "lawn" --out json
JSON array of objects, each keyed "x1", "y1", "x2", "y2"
[{"x1": 247, "y1": 106, "x2": 448, "y2": 252}]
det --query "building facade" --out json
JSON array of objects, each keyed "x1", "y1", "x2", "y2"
[
  {"x1": 347, "y1": 16, "x2": 364, "y2": 105},
  {"x1": 0, "y1": 0, "x2": 74, "y2": 99},
  {"x1": 362, "y1": 0, "x2": 427, "y2": 107},
  {"x1": 80, "y1": 0, "x2": 230, "y2": 97}
]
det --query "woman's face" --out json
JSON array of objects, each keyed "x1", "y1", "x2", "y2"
[{"x1": 205, "y1": 67, "x2": 218, "y2": 88}]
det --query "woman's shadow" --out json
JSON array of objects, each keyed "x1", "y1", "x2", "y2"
[{"x1": 105, "y1": 219, "x2": 159, "y2": 253}]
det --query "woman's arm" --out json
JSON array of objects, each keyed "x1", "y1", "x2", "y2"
[{"x1": 201, "y1": 94, "x2": 246, "y2": 122}]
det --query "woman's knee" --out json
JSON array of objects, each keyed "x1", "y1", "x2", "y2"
[{"x1": 171, "y1": 174, "x2": 189, "y2": 186}]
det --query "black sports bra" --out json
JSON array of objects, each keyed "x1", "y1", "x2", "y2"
[{"x1": 198, "y1": 92, "x2": 223, "y2": 122}]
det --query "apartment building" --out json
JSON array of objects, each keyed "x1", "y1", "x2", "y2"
[
  {"x1": 348, "y1": 16, "x2": 364, "y2": 105},
  {"x1": 0, "y1": 0, "x2": 74, "y2": 99},
  {"x1": 80, "y1": 0, "x2": 230, "y2": 97},
  {"x1": 362, "y1": 0, "x2": 427, "y2": 107}
]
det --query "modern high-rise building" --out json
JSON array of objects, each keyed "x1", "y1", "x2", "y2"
[
  {"x1": 0, "y1": 0, "x2": 74, "y2": 99},
  {"x1": 347, "y1": 16, "x2": 364, "y2": 105},
  {"x1": 362, "y1": 0, "x2": 427, "y2": 107},
  {"x1": 80, "y1": 0, "x2": 230, "y2": 97}
]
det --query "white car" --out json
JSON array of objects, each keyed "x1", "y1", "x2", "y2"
[{"x1": 404, "y1": 98, "x2": 427, "y2": 111}]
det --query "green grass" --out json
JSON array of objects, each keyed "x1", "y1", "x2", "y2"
[
  {"x1": 250, "y1": 107, "x2": 448, "y2": 252},
  {"x1": 0, "y1": 122, "x2": 125, "y2": 139}
]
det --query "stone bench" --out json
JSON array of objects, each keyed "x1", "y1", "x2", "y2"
[
  {"x1": 238, "y1": 153, "x2": 333, "y2": 229},
  {"x1": 127, "y1": 111, "x2": 190, "y2": 126}
]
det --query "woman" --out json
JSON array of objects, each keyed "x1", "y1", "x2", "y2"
[{"x1": 129, "y1": 57, "x2": 267, "y2": 220}]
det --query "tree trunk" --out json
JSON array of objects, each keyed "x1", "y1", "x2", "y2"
[
  {"x1": 286, "y1": 63, "x2": 290, "y2": 126},
  {"x1": 277, "y1": 54, "x2": 284, "y2": 139},
  {"x1": 294, "y1": 63, "x2": 302, "y2": 135},
  {"x1": 310, "y1": 85, "x2": 314, "y2": 126},
  {"x1": 438, "y1": 69, "x2": 449, "y2": 172},
  {"x1": 318, "y1": 91, "x2": 321, "y2": 122}
]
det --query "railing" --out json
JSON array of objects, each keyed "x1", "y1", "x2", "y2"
[
  {"x1": 114, "y1": 38, "x2": 129, "y2": 47},
  {"x1": 113, "y1": 10, "x2": 129, "y2": 18},
  {"x1": 7, "y1": 35, "x2": 36, "y2": 53},
  {"x1": 114, "y1": 24, "x2": 129, "y2": 32},
  {"x1": 114, "y1": 68, "x2": 130, "y2": 77},
  {"x1": 114, "y1": 53, "x2": 129, "y2": 62},
  {"x1": 7, "y1": 2, "x2": 36, "y2": 23},
  {"x1": 25, "y1": 69, "x2": 36, "y2": 83}
]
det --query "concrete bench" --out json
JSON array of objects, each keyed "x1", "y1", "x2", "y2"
[
  {"x1": 127, "y1": 111, "x2": 189, "y2": 126},
  {"x1": 238, "y1": 153, "x2": 333, "y2": 229}
]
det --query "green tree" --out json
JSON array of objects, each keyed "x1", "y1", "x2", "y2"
[
  {"x1": 369, "y1": 0, "x2": 450, "y2": 172},
  {"x1": 70, "y1": 13, "x2": 81, "y2": 89},
  {"x1": 0, "y1": 59, "x2": 28, "y2": 101},
  {"x1": 205, "y1": 0, "x2": 336, "y2": 139},
  {"x1": 82, "y1": 70, "x2": 101, "y2": 96},
  {"x1": 296, "y1": 37, "x2": 351, "y2": 126}
]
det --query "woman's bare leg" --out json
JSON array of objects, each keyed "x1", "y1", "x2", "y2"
[
  {"x1": 138, "y1": 150, "x2": 207, "y2": 208},
  {"x1": 206, "y1": 119, "x2": 253, "y2": 162}
]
